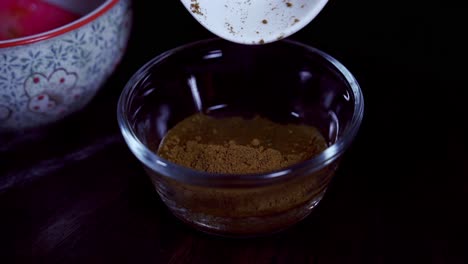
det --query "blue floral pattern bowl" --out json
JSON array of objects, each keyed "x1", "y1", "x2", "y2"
[{"x1": 0, "y1": 0, "x2": 132, "y2": 131}]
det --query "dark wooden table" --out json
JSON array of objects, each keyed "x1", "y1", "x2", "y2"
[{"x1": 1, "y1": 1, "x2": 466, "y2": 263}]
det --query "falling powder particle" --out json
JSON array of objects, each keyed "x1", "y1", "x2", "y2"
[
  {"x1": 262, "y1": 19, "x2": 268, "y2": 24},
  {"x1": 286, "y1": 2, "x2": 293, "y2": 7},
  {"x1": 251, "y1": 138, "x2": 261, "y2": 146}
]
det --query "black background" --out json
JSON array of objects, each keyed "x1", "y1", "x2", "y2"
[{"x1": 1, "y1": 0, "x2": 467, "y2": 263}]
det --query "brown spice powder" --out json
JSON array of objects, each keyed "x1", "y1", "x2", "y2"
[
  {"x1": 157, "y1": 114, "x2": 327, "y2": 174},
  {"x1": 161, "y1": 136, "x2": 305, "y2": 174},
  {"x1": 190, "y1": 0, "x2": 203, "y2": 15}
]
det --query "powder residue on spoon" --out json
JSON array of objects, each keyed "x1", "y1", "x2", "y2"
[{"x1": 190, "y1": 0, "x2": 203, "y2": 15}]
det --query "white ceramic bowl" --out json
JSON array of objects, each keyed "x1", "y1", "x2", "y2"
[{"x1": 0, "y1": 0, "x2": 132, "y2": 131}]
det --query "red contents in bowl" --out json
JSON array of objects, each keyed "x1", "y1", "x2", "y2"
[{"x1": 0, "y1": 0, "x2": 80, "y2": 40}]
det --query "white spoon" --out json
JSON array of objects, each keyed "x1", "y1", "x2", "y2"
[{"x1": 180, "y1": 0, "x2": 328, "y2": 45}]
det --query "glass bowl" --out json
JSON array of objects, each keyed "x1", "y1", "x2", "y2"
[{"x1": 117, "y1": 38, "x2": 364, "y2": 237}]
